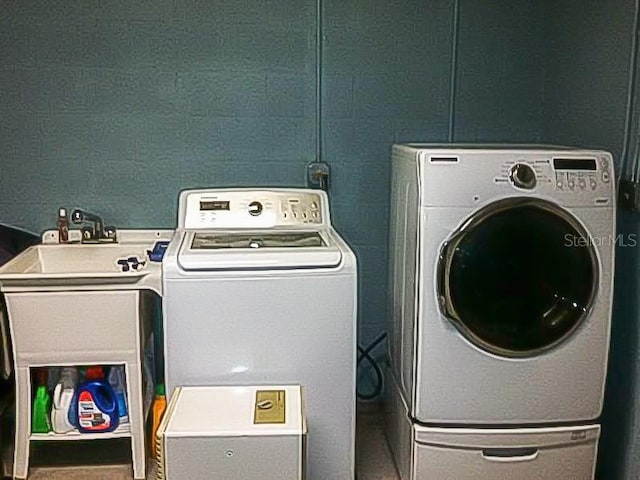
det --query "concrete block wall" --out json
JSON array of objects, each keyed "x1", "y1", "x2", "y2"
[
  {"x1": 323, "y1": 0, "x2": 454, "y2": 347},
  {"x1": 0, "y1": 0, "x2": 547, "y2": 392},
  {"x1": 0, "y1": 0, "x2": 316, "y2": 229},
  {"x1": 323, "y1": 0, "x2": 546, "y2": 349}
]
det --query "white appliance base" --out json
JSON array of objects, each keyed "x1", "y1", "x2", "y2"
[{"x1": 385, "y1": 371, "x2": 599, "y2": 480}]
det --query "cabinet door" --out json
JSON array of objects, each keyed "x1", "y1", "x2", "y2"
[{"x1": 7, "y1": 290, "x2": 139, "y2": 366}]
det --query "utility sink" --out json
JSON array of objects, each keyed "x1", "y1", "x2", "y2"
[{"x1": 0, "y1": 229, "x2": 174, "y2": 291}]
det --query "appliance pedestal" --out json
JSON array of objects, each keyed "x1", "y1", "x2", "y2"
[{"x1": 385, "y1": 371, "x2": 600, "y2": 480}]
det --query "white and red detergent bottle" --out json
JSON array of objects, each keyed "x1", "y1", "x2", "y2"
[{"x1": 76, "y1": 368, "x2": 119, "y2": 433}]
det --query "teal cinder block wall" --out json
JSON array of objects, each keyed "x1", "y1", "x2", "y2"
[
  {"x1": 0, "y1": 0, "x2": 545, "y2": 351},
  {"x1": 324, "y1": 0, "x2": 546, "y2": 347},
  {"x1": 0, "y1": 0, "x2": 316, "y2": 229}
]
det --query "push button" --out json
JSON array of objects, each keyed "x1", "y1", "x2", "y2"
[{"x1": 602, "y1": 171, "x2": 610, "y2": 183}]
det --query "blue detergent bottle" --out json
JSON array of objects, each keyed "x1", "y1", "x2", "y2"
[
  {"x1": 76, "y1": 380, "x2": 119, "y2": 433},
  {"x1": 108, "y1": 366, "x2": 128, "y2": 424}
]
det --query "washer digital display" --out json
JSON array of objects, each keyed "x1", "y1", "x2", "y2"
[
  {"x1": 553, "y1": 158, "x2": 597, "y2": 171},
  {"x1": 200, "y1": 200, "x2": 230, "y2": 211}
]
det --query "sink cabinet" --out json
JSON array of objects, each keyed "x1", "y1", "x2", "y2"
[{"x1": 5, "y1": 289, "x2": 154, "y2": 479}]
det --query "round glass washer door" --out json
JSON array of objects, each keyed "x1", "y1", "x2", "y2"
[{"x1": 437, "y1": 197, "x2": 599, "y2": 358}]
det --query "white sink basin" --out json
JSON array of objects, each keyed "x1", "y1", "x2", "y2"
[
  {"x1": 0, "y1": 229, "x2": 174, "y2": 292},
  {"x1": 0, "y1": 244, "x2": 152, "y2": 287}
]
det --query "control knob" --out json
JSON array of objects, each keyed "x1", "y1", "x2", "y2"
[
  {"x1": 509, "y1": 163, "x2": 536, "y2": 189},
  {"x1": 248, "y1": 201, "x2": 263, "y2": 216}
]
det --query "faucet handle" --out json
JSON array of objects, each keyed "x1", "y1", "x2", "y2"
[
  {"x1": 104, "y1": 226, "x2": 117, "y2": 242},
  {"x1": 71, "y1": 209, "x2": 84, "y2": 224},
  {"x1": 80, "y1": 226, "x2": 93, "y2": 241}
]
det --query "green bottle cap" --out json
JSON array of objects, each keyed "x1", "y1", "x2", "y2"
[{"x1": 156, "y1": 384, "x2": 165, "y2": 396}]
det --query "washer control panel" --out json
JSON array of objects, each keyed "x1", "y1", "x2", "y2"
[
  {"x1": 552, "y1": 157, "x2": 609, "y2": 192},
  {"x1": 418, "y1": 147, "x2": 614, "y2": 207},
  {"x1": 494, "y1": 155, "x2": 613, "y2": 198},
  {"x1": 180, "y1": 189, "x2": 327, "y2": 229}
]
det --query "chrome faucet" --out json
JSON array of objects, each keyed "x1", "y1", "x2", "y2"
[{"x1": 71, "y1": 209, "x2": 117, "y2": 243}]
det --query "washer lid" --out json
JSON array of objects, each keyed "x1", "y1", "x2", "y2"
[{"x1": 177, "y1": 230, "x2": 343, "y2": 270}]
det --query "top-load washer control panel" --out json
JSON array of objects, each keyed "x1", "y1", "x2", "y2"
[{"x1": 179, "y1": 189, "x2": 328, "y2": 229}]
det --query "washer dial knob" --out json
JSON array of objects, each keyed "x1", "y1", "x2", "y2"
[
  {"x1": 509, "y1": 163, "x2": 537, "y2": 189},
  {"x1": 248, "y1": 201, "x2": 263, "y2": 216}
]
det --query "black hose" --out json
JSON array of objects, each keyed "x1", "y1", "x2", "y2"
[{"x1": 356, "y1": 332, "x2": 388, "y2": 401}]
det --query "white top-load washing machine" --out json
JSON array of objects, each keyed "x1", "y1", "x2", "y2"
[
  {"x1": 162, "y1": 188, "x2": 357, "y2": 480},
  {"x1": 389, "y1": 145, "x2": 615, "y2": 425},
  {"x1": 386, "y1": 145, "x2": 615, "y2": 480}
]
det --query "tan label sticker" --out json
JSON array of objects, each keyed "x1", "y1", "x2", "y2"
[{"x1": 254, "y1": 390, "x2": 286, "y2": 424}]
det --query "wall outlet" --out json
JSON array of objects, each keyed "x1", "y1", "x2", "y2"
[
  {"x1": 619, "y1": 178, "x2": 640, "y2": 211},
  {"x1": 307, "y1": 161, "x2": 330, "y2": 191}
]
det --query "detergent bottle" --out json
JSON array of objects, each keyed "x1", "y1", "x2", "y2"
[
  {"x1": 150, "y1": 384, "x2": 167, "y2": 458},
  {"x1": 108, "y1": 366, "x2": 128, "y2": 424},
  {"x1": 51, "y1": 367, "x2": 78, "y2": 433},
  {"x1": 32, "y1": 370, "x2": 51, "y2": 434},
  {"x1": 76, "y1": 378, "x2": 119, "y2": 433},
  {"x1": 68, "y1": 367, "x2": 87, "y2": 428}
]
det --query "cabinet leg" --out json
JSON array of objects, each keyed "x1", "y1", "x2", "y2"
[
  {"x1": 126, "y1": 364, "x2": 146, "y2": 479},
  {"x1": 13, "y1": 367, "x2": 30, "y2": 479}
]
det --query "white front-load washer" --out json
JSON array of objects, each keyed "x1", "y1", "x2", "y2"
[
  {"x1": 386, "y1": 145, "x2": 615, "y2": 479},
  {"x1": 162, "y1": 188, "x2": 357, "y2": 480}
]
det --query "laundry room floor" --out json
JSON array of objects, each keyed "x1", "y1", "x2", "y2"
[
  {"x1": 12, "y1": 406, "x2": 400, "y2": 480},
  {"x1": 356, "y1": 405, "x2": 400, "y2": 479}
]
